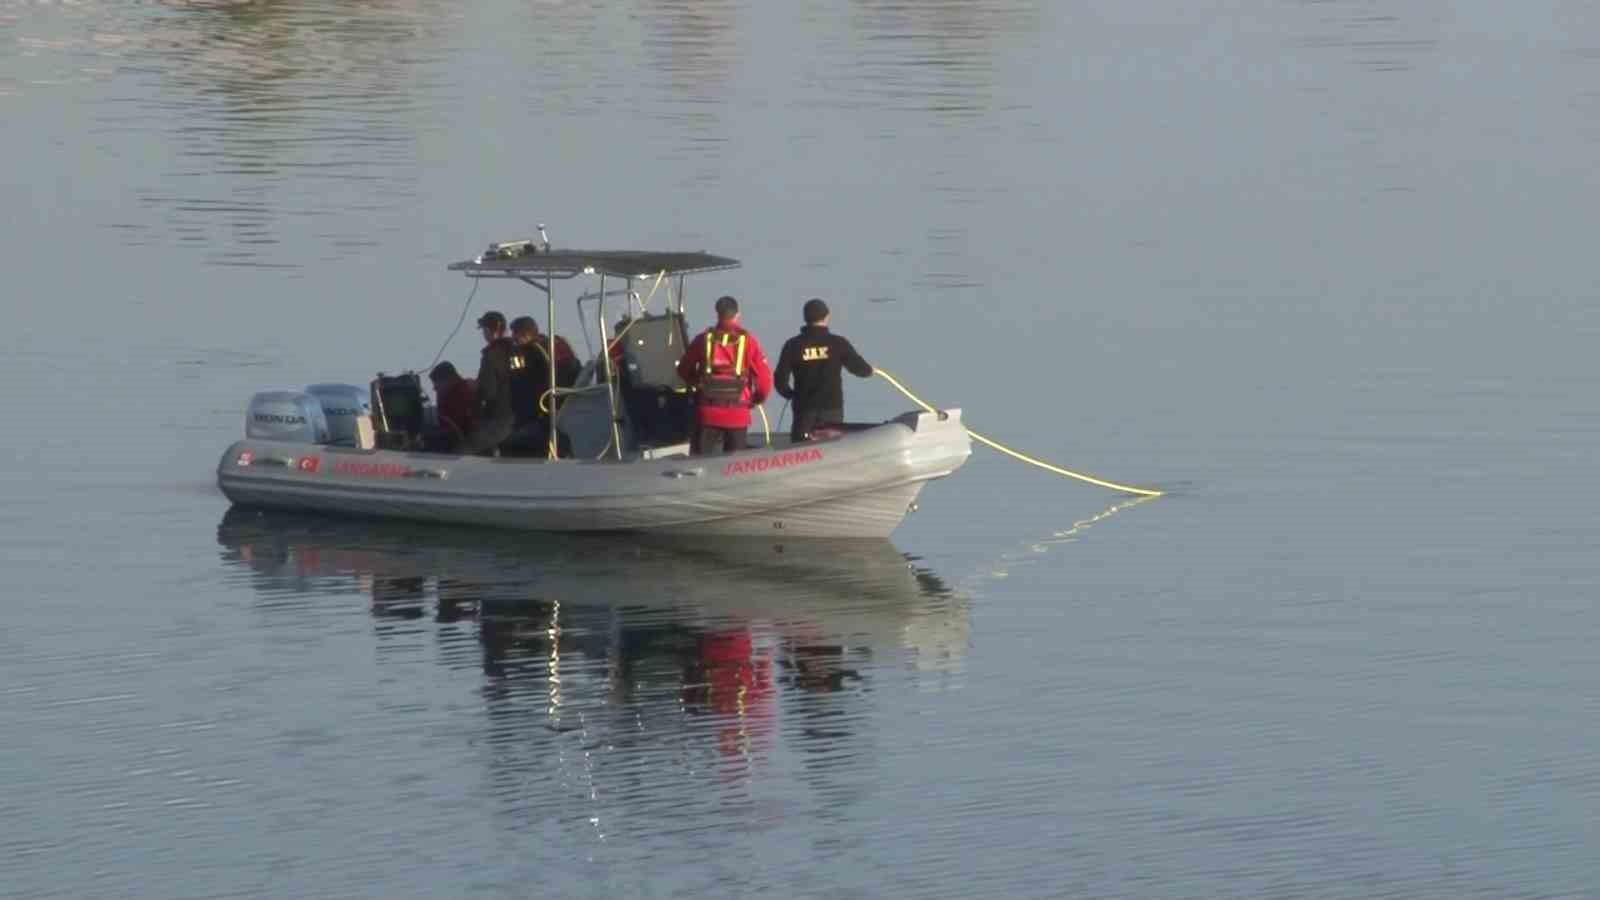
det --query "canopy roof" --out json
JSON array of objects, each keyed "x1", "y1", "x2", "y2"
[{"x1": 448, "y1": 247, "x2": 740, "y2": 280}]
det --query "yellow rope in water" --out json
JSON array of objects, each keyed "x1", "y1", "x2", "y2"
[
  {"x1": 757, "y1": 404, "x2": 772, "y2": 447},
  {"x1": 874, "y1": 368, "x2": 1163, "y2": 498}
]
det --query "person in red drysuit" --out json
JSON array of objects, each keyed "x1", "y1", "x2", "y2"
[{"x1": 675, "y1": 295, "x2": 773, "y2": 456}]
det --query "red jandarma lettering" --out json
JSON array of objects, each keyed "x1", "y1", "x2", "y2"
[
  {"x1": 333, "y1": 460, "x2": 414, "y2": 479},
  {"x1": 721, "y1": 447, "x2": 824, "y2": 477}
]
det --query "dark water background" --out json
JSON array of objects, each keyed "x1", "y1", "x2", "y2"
[{"x1": 3, "y1": 1, "x2": 1599, "y2": 897}]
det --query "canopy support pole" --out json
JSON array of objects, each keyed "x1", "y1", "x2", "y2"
[
  {"x1": 548, "y1": 275, "x2": 559, "y2": 460},
  {"x1": 598, "y1": 273, "x2": 623, "y2": 460}
]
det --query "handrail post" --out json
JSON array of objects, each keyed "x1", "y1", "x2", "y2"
[
  {"x1": 547, "y1": 275, "x2": 558, "y2": 460},
  {"x1": 598, "y1": 274, "x2": 623, "y2": 460}
]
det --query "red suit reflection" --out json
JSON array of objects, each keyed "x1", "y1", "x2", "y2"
[{"x1": 684, "y1": 627, "x2": 774, "y2": 760}]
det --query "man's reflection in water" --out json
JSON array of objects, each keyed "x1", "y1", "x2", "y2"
[
  {"x1": 435, "y1": 577, "x2": 480, "y2": 624},
  {"x1": 477, "y1": 600, "x2": 558, "y2": 687},
  {"x1": 478, "y1": 606, "x2": 778, "y2": 760},
  {"x1": 681, "y1": 626, "x2": 775, "y2": 762},
  {"x1": 784, "y1": 643, "x2": 863, "y2": 695},
  {"x1": 779, "y1": 638, "x2": 878, "y2": 826},
  {"x1": 369, "y1": 576, "x2": 427, "y2": 621}
]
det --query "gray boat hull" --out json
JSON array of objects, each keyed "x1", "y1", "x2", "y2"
[{"x1": 217, "y1": 409, "x2": 971, "y2": 538}]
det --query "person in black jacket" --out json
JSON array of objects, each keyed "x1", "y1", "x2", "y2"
[
  {"x1": 502, "y1": 316, "x2": 581, "y2": 458},
  {"x1": 463, "y1": 310, "x2": 517, "y2": 455},
  {"x1": 773, "y1": 298, "x2": 874, "y2": 442}
]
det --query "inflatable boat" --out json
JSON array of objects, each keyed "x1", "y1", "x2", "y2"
[{"x1": 217, "y1": 241, "x2": 971, "y2": 538}]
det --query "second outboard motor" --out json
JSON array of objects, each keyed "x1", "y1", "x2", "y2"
[
  {"x1": 304, "y1": 383, "x2": 371, "y2": 447},
  {"x1": 245, "y1": 391, "x2": 330, "y2": 444}
]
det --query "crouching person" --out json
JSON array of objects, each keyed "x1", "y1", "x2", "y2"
[{"x1": 421, "y1": 361, "x2": 477, "y2": 452}]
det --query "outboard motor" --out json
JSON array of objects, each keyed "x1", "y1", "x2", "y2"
[
  {"x1": 245, "y1": 391, "x2": 331, "y2": 444},
  {"x1": 304, "y1": 383, "x2": 371, "y2": 447}
]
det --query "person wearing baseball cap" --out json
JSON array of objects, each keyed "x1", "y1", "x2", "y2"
[
  {"x1": 462, "y1": 310, "x2": 517, "y2": 454},
  {"x1": 773, "y1": 298, "x2": 873, "y2": 442},
  {"x1": 503, "y1": 315, "x2": 580, "y2": 457}
]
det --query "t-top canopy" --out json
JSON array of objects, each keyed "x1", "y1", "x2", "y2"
[{"x1": 448, "y1": 244, "x2": 740, "y2": 280}]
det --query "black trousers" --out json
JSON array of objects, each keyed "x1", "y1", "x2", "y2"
[
  {"x1": 790, "y1": 407, "x2": 843, "y2": 443},
  {"x1": 419, "y1": 426, "x2": 463, "y2": 454},
  {"x1": 499, "y1": 420, "x2": 552, "y2": 458},
  {"x1": 694, "y1": 425, "x2": 748, "y2": 457},
  {"x1": 461, "y1": 415, "x2": 514, "y2": 456}
]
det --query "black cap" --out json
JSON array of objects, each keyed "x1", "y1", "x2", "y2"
[
  {"x1": 509, "y1": 315, "x2": 539, "y2": 336},
  {"x1": 714, "y1": 295, "x2": 739, "y2": 321},
  {"x1": 476, "y1": 310, "x2": 506, "y2": 329},
  {"x1": 429, "y1": 361, "x2": 459, "y2": 382},
  {"x1": 803, "y1": 298, "x2": 830, "y2": 324}
]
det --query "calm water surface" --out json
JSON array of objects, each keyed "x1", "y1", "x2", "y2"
[{"x1": 3, "y1": 1, "x2": 1599, "y2": 897}]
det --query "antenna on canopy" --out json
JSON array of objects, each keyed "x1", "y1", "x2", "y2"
[{"x1": 537, "y1": 223, "x2": 550, "y2": 252}]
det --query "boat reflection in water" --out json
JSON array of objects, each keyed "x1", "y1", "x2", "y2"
[{"x1": 216, "y1": 508, "x2": 969, "y2": 829}]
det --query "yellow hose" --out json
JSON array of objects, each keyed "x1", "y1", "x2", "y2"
[
  {"x1": 874, "y1": 368, "x2": 1163, "y2": 498},
  {"x1": 757, "y1": 404, "x2": 772, "y2": 447}
]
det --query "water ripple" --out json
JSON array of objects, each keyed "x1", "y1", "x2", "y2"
[{"x1": 6, "y1": 0, "x2": 453, "y2": 267}]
